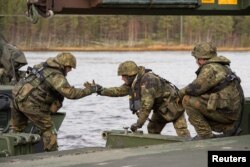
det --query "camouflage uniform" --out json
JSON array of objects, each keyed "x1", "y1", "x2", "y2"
[
  {"x1": 180, "y1": 42, "x2": 244, "y2": 139},
  {"x1": 0, "y1": 36, "x2": 27, "y2": 85},
  {"x1": 99, "y1": 61, "x2": 190, "y2": 137},
  {"x1": 11, "y1": 53, "x2": 98, "y2": 151}
]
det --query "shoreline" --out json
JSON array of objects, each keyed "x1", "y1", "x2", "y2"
[{"x1": 20, "y1": 45, "x2": 250, "y2": 52}]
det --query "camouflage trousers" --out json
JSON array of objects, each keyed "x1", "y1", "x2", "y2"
[
  {"x1": 11, "y1": 97, "x2": 58, "y2": 151},
  {"x1": 147, "y1": 111, "x2": 191, "y2": 137},
  {"x1": 182, "y1": 95, "x2": 236, "y2": 139}
]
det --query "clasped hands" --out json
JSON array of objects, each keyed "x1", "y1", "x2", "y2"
[{"x1": 83, "y1": 80, "x2": 103, "y2": 94}]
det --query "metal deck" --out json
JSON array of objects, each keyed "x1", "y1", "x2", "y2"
[{"x1": 1, "y1": 135, "x2": 250, "y2": 167}]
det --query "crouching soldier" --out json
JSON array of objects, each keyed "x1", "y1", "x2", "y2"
[{"x1": 180, "y1": 42, "x2": 244, "y2": 140}]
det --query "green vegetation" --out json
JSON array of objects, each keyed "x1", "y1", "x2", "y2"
[{"x1": 0, "y1": 1, "x2": 250, "y2": 50}]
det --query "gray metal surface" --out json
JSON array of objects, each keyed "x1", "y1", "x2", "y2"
[{"x1": 1, "y1": 135, "x2": 249, "y2": 167}]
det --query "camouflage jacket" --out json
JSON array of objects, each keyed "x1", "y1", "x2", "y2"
[
  {"x1": 181, "y1": 56, "x2": 239, "y2": 95},
  {"x1": 181, "y1": 56, "x2": 244, "y2": 118},
  {"x1": 100, "y1": 66, "x2": 182, "y2": 126},
  {"x1": 13, "y1": 57, "x2": 93, "y2": 106}
]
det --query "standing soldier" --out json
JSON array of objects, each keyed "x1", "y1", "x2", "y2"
[
  {"x1": 96, "y1": 61, "x2": 190, "y2": 137},
  {"x1": 180, "y1": 42, "x2": 244, "y2": 140},
  {"x1": 11, "y1": 52, "x2": 101, "y2": 151}
]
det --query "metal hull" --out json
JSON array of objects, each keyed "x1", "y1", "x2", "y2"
[{"x1": 1, "y1": 135, "x2": 250, "y2": 167}]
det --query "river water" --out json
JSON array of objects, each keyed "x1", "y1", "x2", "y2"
[{"x1": 23, "y1": 51, "x2": 250, "y2": 150}]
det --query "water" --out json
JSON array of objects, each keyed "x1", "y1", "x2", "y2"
[{"x1": 23, "y1": 51, "x2": 250, "y2": 150}]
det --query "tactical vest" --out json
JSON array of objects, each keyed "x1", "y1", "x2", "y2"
[
  {"x1": 129, "y1": 69, "x2": 178, "y2": 113},
  {"x1": 129, "y1": 76, "x2": 142, "y2": 114},
  {"x1": 13, "y1": 63, "x2": 64, "y2": 105}
]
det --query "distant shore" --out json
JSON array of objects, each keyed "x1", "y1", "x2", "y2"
[{"x1": 21, "y1": 45, "x2": 250, "y2": 52}]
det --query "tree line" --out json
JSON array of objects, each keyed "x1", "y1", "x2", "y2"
[{"x1": 0, "y1": 1, "x2": 250, "y2": 50}]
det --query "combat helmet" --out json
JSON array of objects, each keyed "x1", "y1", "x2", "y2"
[
  {"x1": 192, "y1": 42, "x2": 217, "y2": 59},
  {"x1": 55, "y1": 52, "x2": 76, "y2": 69},
  {"x1": 118, "y1": 61, "x2": 138, "y2": 76}
]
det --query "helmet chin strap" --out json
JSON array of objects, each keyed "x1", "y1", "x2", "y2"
[
  {"x1": 127, "y1": 75, "x2": 136, "y2": 86},
  {"x1": 61, "y1": 65, "x2": 67, "y2": 76}
]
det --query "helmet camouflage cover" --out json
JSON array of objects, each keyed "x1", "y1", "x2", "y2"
[
  {"x1": 117, "y1": 61, "x2": 138, "y2": 76},
  {"x1": 192, "y1": 42, "x2": 217, "y2": 59},
  {"x1": 55, "y1": 52, "x2": 76, "y2": 69}
]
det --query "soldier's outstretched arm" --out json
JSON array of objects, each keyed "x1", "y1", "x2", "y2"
[
  {"x1": 47, "y1": 73, "x2": 95, "y2": 99},
  {"x1": 98, "y1": 84, "x2": 130, "y2": 97}
]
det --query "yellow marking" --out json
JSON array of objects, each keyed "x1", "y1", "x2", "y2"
[
  {"x1": 218, "y1": 0, "x2": 237, "y2": 5},
  {"x1": 202, "y1": 0, "x2": 215, "y2": 4}
]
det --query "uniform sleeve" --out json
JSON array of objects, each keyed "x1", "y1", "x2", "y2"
[
  {"x1": 100, "y1": 84, "x2": 129, "y2": 97},
  {"x1": 182, "y1": 65, "x2": 224, "y2": 96},
  {"x1": 136, "y1": 76, "x2": 157, "y2": 126},
  {"x1": 47, "y1": 73, "x2": 93, "y2": 99}
]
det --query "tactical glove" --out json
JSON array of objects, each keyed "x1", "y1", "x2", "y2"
[
  {"x1": 94, "y1": 84, "x2": 103, "y2": 94},
  {"x1": 96, "y1": 87, "x2": 103, "y2": 95},
  {"x1": 84, "y1": 80, "x2": 103, "y2": 93},
  {"x1": 130, "y1": 123, "x2": 142, "y2": 132}
]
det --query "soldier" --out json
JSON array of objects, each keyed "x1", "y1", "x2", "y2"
[
  {"x1": 96, "y1": 61, "x2": 190, "y2": 137},
  {"x1": 11, "y1": 52, "x2": 102, "y2": 151},
  {"x1": 179, "y1": 42, "x2": 244, "y2": 140}
]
